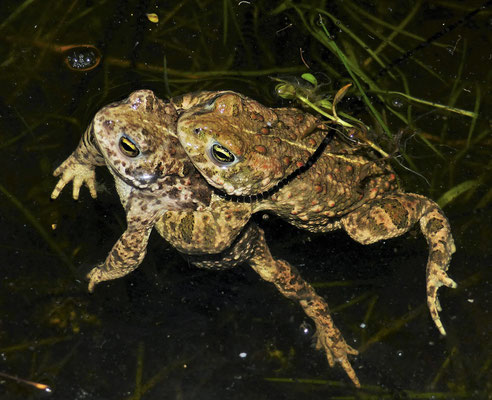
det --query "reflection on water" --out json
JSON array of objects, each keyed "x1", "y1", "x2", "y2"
[{"x1": 0, "y1": 0, "x2": 490, "y2": 398}]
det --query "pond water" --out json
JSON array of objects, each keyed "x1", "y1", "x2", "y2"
[{"x1": 0, "y1": 0, "x2": 490, "y2": 399}]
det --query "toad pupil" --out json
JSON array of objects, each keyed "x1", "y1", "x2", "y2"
[
  {"x1": 211, "y1": 143, "x2": 235, "y2": 163},
  {"x1": 119, "y1": 136, "x2": 140, "y2": 157}
]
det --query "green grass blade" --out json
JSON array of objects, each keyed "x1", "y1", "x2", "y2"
[
  {"x1": 466, "y1": 83, "x2": 481, "y2": 148},
  {"x1": 437, "y1": 179, "x2": 483, "y2": 208},
  {"x1": 0, "y1": 0, "x2": 38, "y2": 30},
  {"x1": 374, "y1": 90, "x2": 477, "y2": 118}
]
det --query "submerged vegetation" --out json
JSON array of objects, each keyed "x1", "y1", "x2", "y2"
[{"x1": 0, "y1": 0, "x2": 490, "y2": 398}]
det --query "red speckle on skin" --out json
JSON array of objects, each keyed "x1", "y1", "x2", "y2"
[
  {"x1": 260, "y1": 127, "x2": 269, "y2": 135},
  {"x1": 273, "y1": 137, "x2": 281, "y2": 144},
  {"x1": 250, "y1": 113, "x2": 257, "y2": 120},
  {"x1": 328, "y1": 200, "x2": 336, "y2": 207},
  {"x1": 346, "y1": 165, "x2": 353, "y2": 173},
  {"x1": 296, "y1": 161, "x2": 304, "y2": 168},
  {"x1": 308, "y1": 138, "x2": 317, "y2": 147},
  {"x1": 389, "y1": 173, "x2": 396, "y2": 181},
  {"x1": 254, "y1": 145, "x2": 267, "y2": 154},
  {"x1": 314, "y1": 184, "x2": 323, "y2": 193},
  {"x1": 282, "y1": 156, "x2": 291, "y2": 166}
]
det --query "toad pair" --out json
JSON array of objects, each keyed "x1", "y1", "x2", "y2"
[{"x1": 51, "y1": 90, "x2": 456, "y2": 387}]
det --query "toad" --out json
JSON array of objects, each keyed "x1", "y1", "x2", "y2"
[
  {"x1": 51, "y1": 90, "x2": 214, "y2": 285},
  {"x1": 175, "y1": 90, "x2": 458, "y2": 368},
  {"x1": 52, "y1": 90, "x2": 456, "y2": 388}
]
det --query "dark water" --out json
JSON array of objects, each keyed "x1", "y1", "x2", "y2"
[{"x1": 0, "y1": 0, "x2": 490, "y2": 399}]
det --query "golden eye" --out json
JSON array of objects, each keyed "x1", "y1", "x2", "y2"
[
  {"x1": 119, "y1": 136, "x2": 140, "y2": 157},
  {"x1": 211, "y1": 143, "x2": 235, "y2": 164}
]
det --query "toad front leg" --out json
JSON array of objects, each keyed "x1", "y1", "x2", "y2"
[
  {"x1": 86, "y1": 195, "x2": 161, "y2": 292},
  {"x1": 341, "y1": 193, "x2": 457, "y2": 335},
  {"x1": 249, "y1": 228, "x2": 360, "y2": 387},
  {"x1": 51, "y1": 122, "x2": 105, "y2": 200}
]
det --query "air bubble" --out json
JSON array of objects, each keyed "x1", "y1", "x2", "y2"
[
  {"x1": 63, "y1": 45, "x2": 101, "y2": 71},
  {"x1": 390, "y1": 96, "x2": 404, "y2": 108}
]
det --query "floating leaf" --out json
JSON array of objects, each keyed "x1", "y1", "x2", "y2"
[
  {"x1": 146, "y1": 13, "x2": 159, "y2": 23},
  {"x1": 301, "y1": 73, "x2": 318, "y2": 86}
]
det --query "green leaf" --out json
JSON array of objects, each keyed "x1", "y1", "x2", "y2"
[
  {"x1": 437, "y1": 179, "x2": 482, "y2": 208},
  {"x1": 301, "y1": 73, "x2": 317, "y2": 86}
]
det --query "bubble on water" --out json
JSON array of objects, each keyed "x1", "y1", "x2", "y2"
[
  {"x1": 64, "y1": 45, "x2": 101, "y2": 71},
  {"x1": 390, "y1": 96, "x2": 405, "y2": 108},
  {"x1": 299, "y1": 321, "x2": 313, "y2": 336}
]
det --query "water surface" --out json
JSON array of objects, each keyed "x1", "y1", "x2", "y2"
[{"x1": 0, "y1": 1, "x2": 490, "y2": 398}]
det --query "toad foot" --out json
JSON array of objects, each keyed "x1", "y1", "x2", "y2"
[
  {"x1": 86, "y1": 264, "x2": 105, "y2": 293},
  {"x1": 51, "y1": 155, "x2": 97, "y2": 200},
  {"x1": 427, "y1": 266, "x2": 457, "y2": 336},
  {"x1": 314, "y1": 322, "x2": 360, "y2": 387}
]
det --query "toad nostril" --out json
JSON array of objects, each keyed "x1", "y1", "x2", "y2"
[{"x1": 194, "y1": 127, "x2": 202, "y2": 135}]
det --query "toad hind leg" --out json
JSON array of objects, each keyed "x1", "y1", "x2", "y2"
[
  {"x1": 249, "y1": 227, "x2": 360, "y2": 387},
  {"x1": 341, "y1": 193, "x2": 457, "y2": 335}
]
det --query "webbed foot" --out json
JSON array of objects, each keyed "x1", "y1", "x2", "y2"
[
  {"x1": 86, "y1": 263, "x2": 106, "y2": 293},
  {"x1": 426, "y1": 265, "x2": 457, "y2": 335},
  {"x1": 86, "y1": 260, "x2": 139, "y2": 293},
  {"x1": 314, "y1": 320, "x2": 360, "y2": 387}
]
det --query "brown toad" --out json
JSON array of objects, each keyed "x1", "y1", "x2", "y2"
[
  {"x1": 53, "y1": 89, "x2": 364, "y2": 386},
  {"x1": 51, "y1": 90, "x2": 215, "y2": 288},
  {"x1": 52, "y1": 89, "x2": 456, "y2": 388},
  {"x1": 175, "y1": 91, "x2": 458, "y2": 369}
]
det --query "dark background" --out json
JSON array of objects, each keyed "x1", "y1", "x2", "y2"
[{"x1": 0, "y1": 1, "x2": 490, "y2": 399}]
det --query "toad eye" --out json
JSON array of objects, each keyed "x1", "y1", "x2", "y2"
[
  {"x1": 209, "y1": 142, "x2": 236, "y2": 165},
  {"x1": 119, "y1": 135, "x2": 140, "y2": 157}
]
